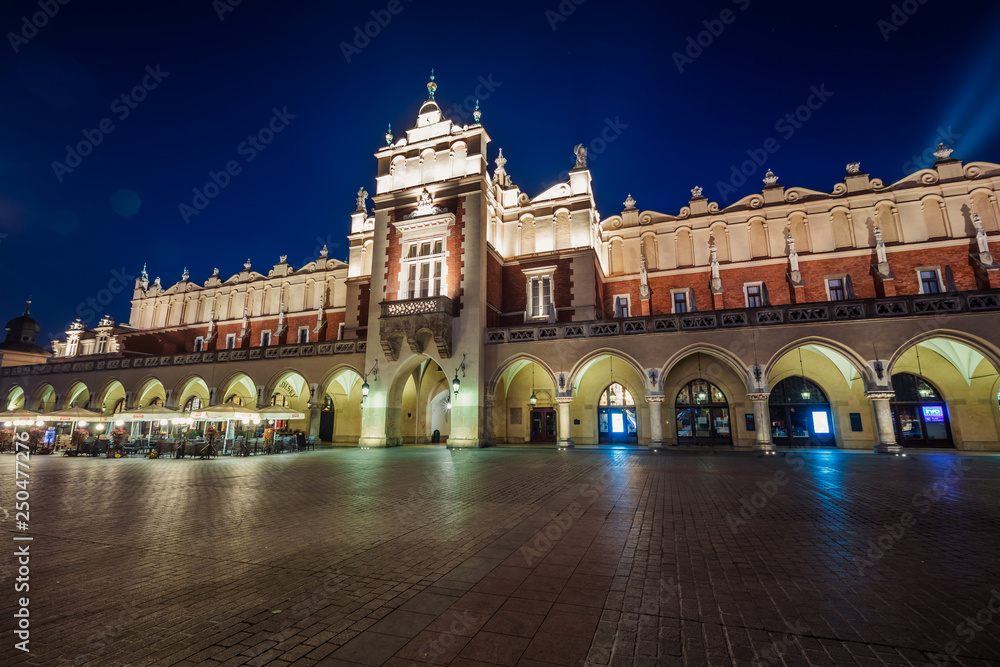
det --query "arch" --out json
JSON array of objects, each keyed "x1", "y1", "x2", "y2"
[
  {"x1": 383, "y1": 352, "x2": 452, "y2": 445},
  {"x1": 131, "y1": 376, "x2": 167, "y2": 408},
  {"x1": 5, "y1": 386, "x2": 25, "y2": 411},
  {"x1": 748, "y1": 219, "x2": 769, "y2": 258},
  {"x1": 641, "y1": 233, "x2": 658, "y2": 270},
  {"x1": 787, "y1": 211, "x2": 811, "y2": 251},
  {"x1": 609, "y1": 237, "x2": 625, "y2": 275},
  {"x1": 709, "y1": 222, "x2": 730, "y2": 262},
  {"x1": 673, "y1": 378, "x2": 733, "y2": 446},
  {"x1": 262, "y1": 368, "x2": 311, "y2": 407},
  {"x1": 391, "y1": 155, "x2": 407, "y2": 189},
  {"x1": 764, "y1": 337, "x2": 872, "y2": 391},
  {"x1": 554, "y1": 209, "x2": 572, "y2": 249},
  {"x1": 487, "y1": 354, "x2": 559, "y2": 398},
  {"x1": 675, "y1": 228, "x2": 694, "y2": 267},
  {"x1": 520, "y1": 215, "x2": 536, "y2": 254},
  {"x1": 420, "y1": 148, "x2": 436, "y2": 183},
  {"x1": 874, "y1": 202, "x2": 900, "y2": 243},
  {"x1": 30, "y1": 383, "x2": 56, "y2": 413},
  {"x1": 887, "y1": 330, "x2": 1000, "y2": 381},
  {"x1": 831, "y1": 207, "x2": 854, "y2": 249},
  {"x1": 172, "y1": 374, "x2": 210, "y2": 408},
  {"x1": 660, "y1": 344, "x2": 752, "y2": 393},
  {"x1": 768, "y1": 375, "x2": 836, "y2": 446},
  {"x1": 63, "y1": 381, "x2": 91, "y2": 409},
  {"x1": 217, "y1": 371, "x2": 258, "y2": 407},
  {"x1": 568, "y1": 348, "x2": 646, "y2": 397},
  {"x1": 93, "y1": 378, "x2": 127, "y2": 414},
  {"x1": 450, "y1": 141, "x2": 467, "y2": 178},
  {"x1": 971, "y1": 189, "x2": 999, "y2": 232},
  {"x1": 921, "y1": 196, "x2": 948, "y2": 238}
]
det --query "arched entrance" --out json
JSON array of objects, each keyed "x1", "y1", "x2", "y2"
[
  {"x1": 321, "y1": 366, "x2": 365, "y2": 445},
  {"x1": 674, "y1": 379, "x2": 731, "y2": 446},
  {"x1": 890, "y1": 373, "x2": 954, "y2": 448},
  {"x1": 598, "y1": 382, "x2": 637, "y2": 444},
  {"x1": 769, "y1": 376, "x2": 835, "y2": 447}
]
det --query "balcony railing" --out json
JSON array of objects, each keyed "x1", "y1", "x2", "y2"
[
  {"x1": 484, "y1": 290, "x2": 1000, "y2": 344},
  {"x1": 381, "y1": 295, "x2": 453, "y2": 318}
]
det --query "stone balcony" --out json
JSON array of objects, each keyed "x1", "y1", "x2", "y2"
[
  {"x1": 484, "y1": 290, "x2": 1000, "y2": 344},
  {"x1": 379, "y1": 295, "x2": 454, "y2": 360}
]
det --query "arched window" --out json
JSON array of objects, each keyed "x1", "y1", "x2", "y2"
[
  {"x1": 271, "y1": 394, "x2": 289, "y2": 407},
  {"x1": 889, "y1": 373, "x2": 952, "y2": 448},
  {"x1": 183, "y1": 396, "x2": 203, "y2": 412},
  {"x1": 597, "y1": 382, "x2": 637, "y2": 444},
  {"x1": 225, "y1": 394, "x2": 243, "y2": 406},
  {"x1": 146, "y1": 397, "x2": 163, "y2": 407},
  {"x1": 675, "y1": 380, "x2": 731, "y2": 446},
  {"x1": 769, "y1": 376, "x2": 834, "y2": 446},
  {"x1": 111, "y1": 398, "x2": 125, "y2": 414}
]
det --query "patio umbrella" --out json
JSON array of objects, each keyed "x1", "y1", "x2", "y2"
[
  {"x1": 190, "y1": 403, "x2": 260, "y2": 454},
  {"x1": 0, "y1": 408, "x2": 42, "y2": 442},
  {"x1": 118, "y1": 405, "x2": 182, "y2": 446},
  {"x1": 257, "y1": 405, "x2": 305, "y2": 421}
]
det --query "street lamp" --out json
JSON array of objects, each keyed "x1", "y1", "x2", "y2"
[
  {"x1": 452, "y1": 354, "x2": 467, "y2": 397},
  {"x1": 361, "y1": 359, "x2": 378, "y2": 404}
]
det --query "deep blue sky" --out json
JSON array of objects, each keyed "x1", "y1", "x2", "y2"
[{"x1": 2, "y1": 0, "x2": 1000, "y2": 345}]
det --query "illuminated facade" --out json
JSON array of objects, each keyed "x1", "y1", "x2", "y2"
[{"x1": 4, "y1": 78, "x2": 1000, "y2": 453}]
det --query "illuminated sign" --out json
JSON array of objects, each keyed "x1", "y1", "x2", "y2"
[
  {"x1": 922, "y1": 405, "x2": 945, "y2": 423},
  {"x1": 811, "y1": 411, "x2": 830, "y2": 435}
]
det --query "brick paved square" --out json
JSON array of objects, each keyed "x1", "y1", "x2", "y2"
[{"x1": 2, "y1": 448, "x2": 1000, "y2": 665}]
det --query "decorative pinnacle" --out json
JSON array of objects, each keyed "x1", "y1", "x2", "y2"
[
  {"x1": 473, "y1": 100, "x2": 481, "y2": 124},
  {"x1": 427, "y1": 68, "x2": 437, "y2": 100},
  {"x1": 182, "y1": 267, "x2": 189, "y2": 281},
  {"x1": 934, "y1": 142, "x2": 954, "y2": 160},
  {"x1": 691, "y1": 186, "x2": 703, "y2": 198},
  {"x1": 763, "y1": 169, "x2": 778, "y2": 186},
  {"x1": 23, "y1": 297, "x2": 31, "y2": 316},
  {"x1": 141, "y1": 262, "x2": 148, "y2": 279},
  {"x1": 385, "y1": 123, "x2": 393, "y2": 146}
]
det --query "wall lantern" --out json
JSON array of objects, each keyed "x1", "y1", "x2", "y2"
[
  {"x1": 361, "y1": 359, "x2": 379, "y2": 404},
  {"x1": 452, "y1": 354, "x2": 467, "y2": 397}
]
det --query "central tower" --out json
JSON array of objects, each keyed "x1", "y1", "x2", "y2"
[{"x1": 357, "y1": 73, "x2": 493, "y2": 447}]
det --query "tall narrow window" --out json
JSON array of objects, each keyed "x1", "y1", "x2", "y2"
[
  {"x1": 193, "y1": 337, "x2": 204, "y2": 352},
  {"x1": 226, "y1": 334, "x2": 236, "y2": 349},
  {"x1": 614, "y1": 296, "x2": 630, "y2": 318},
  {"x1": 673, "y1": 292, "x2": 688, "y2": 313},
  {"x1": 529, "y1": 276, "x2": 552, "y2": 318},
  {"x1": 402, "y1": 238, "x2": 446, "y2": 300},
  {"x1": 827, "y1": 278, "x2": 845, "y2": 301},
  {"x1": 746, "y1": 284, "x2": 763, "y2": 308},
  {"x1": 261, "y1": 332, "x2": 271, "y2": 347},
  {"x1": 298, "y1": 327, "x2": 309, "y2": 344}
]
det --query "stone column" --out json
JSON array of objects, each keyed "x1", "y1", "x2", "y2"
[
  {"x1": 556, "y1": 396, "x2": 574, "y2": 449},
  {"x1": 867, "y1": 391, "x2": 902, "y2": 454},
  {"x1": 748, "y1": 393, "x2": 774, "y2": 452},
  {"x1": 483, "y1": 395, "x2": 495, "y2": 447},
  {"x1": 646, "y1": 395, "x2": 666, "y2": 449},
  {"x1": 307, "y1": 402, "x2": 321, "y2": 441}
]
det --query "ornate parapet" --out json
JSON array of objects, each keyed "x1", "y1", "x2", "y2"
[{"x1": 379, "y1": 295, "x2": 454, "y2": 361}]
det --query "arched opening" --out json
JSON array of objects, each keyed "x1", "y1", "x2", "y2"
[
  {"x1": 182, "y1": 396, "x2": 203, "y2": 412},
  {"x1": 6, "y1": 386, "x2": 25, "y2": 411},
  {"x1": 488, "y1": 358, "x2": 559, "y2": 445},
  {"x1": 133, "y1": 378, "x2": 166, "y2": 409},
  {"x1": 598, "y1": 382, "x2": 637, "y2": 444},
  {"x1": 674, "y1": 379, "x2": 731, "y2": 446},
  {"x1": 64, "y1": 382, "x2": 90, "y2": 409},
  {"x1": 386, "y1": 357, "x2": 451, "y2": 445},
  {"x1": 322, "y1": 367, "x2": 364, "y2": 445},
  {"x1": 769, "y1": 376, "x2": 835, "y2": 447},
  {"x1": 31, "y1": 384, "x2": 56, "y2": 413},
  {"x1": 174, "y1": 376, "x2": 210, "y2": 415},
  {"x1": 890, "y1": 373, "x2": 953, "y2": 448}
]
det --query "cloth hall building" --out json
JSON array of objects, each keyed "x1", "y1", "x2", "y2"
[{"x1": 4, "y1": 80, "x2": 1000, "y2": 453}]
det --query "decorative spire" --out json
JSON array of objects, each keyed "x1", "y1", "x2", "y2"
[
  {"x1": 874, "y1": 225, "x2": 888, "y2": 265},
  {"x1": 385, "y1": 123, "x2": 393, "y2": 147},
  {"x1": 573, "y1": 144, "x2": 587, "y2": 169},
  {"x1": 279, "y1": 254, "x2": 287, "y2": 264},
  {"x1": 356, "y1": 187, "x2": 369, "y2": 213},
  {"x1": 847, "y1": 162, "x2": 861, "y2": 175},
  {"x1": 710, "y1": 242, "x2": 723, "y2": 294},
  {"x1": 492, "y1": 149, "x2": 512, "y2": 188},
  {"x1": 244, "y1": 258, "x2": 252, "y2": 270},
  {"x1": 23, "y1": 298, "x2": 31, "y2": 317},
  {"x1": 691, "y1": 186, "x2": 704, "y2": 198},
  {"x1": 427, "y1": 68, "x2": 437, "y2": 100},
  {"x1": 638, "y1": 249, "x2": 650, "y2": 300},
  {"x1": 182, "y1": 267, "x2": 189, "y2": 281},
  {"x1": 320, "y1": 244, "x2": 329, "y2": 258},
  {"x1": 624, "y1": 194, "x2": 636, "y2": 210},
  {"x1": 140, "y1": 263, "x2": 149, "y2": 290},
  {"x1": 473, "y1": 99, "x2": 481, "y2": 124},
  {"x1": 763, "y1": 169, "x2": 778, "y2": 187},
  {"x1": 973, "y1": 213, "x2": 992, "y2": 256}
]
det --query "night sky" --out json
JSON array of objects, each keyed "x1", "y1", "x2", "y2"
[{"x1": 2, "y1": 0, "x2": 999, "y2": 345}]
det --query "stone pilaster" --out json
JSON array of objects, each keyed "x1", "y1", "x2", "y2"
[
  {"x1": 866, "y1": 391, "x2": 902, "y2": 454},
  {"x1": 748, "y1": 392, "x2": 774, "y2": 452}
]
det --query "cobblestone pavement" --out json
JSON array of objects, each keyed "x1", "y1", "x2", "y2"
[{"x1": 2, "y1": 447, "x2": 1000, "y2": 666}]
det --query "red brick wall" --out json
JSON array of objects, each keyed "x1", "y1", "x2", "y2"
[
  {"x1": 357, "y1": 281, "x2": 371, "y2": 331},
  {"x1": 487, "y1": 253, "x2": 502, "y2": 328},
  {"x1": 448, "y1": 197, "x2": 466, "y2": 316},
  {"x1": 501, "y1": 257, "x2": 574, "y2": 315}
]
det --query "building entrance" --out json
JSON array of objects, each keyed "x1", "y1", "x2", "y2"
[
  {"x1": 890, "y1": 373, "x2": 953, "y2": 448},
  {"x1": 530, "y1": 408, "x2": 556, "y2": 442},
  {"x1": 674, "y1": 379, "x2": 732, "y2": 446},
  {"x1": 598, "y1": 383, "x2": 638, "y2": 444}
]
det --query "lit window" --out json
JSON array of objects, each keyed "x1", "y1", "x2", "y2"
[
  {"x1": 920, "y1": 270, "x2": 941, "y2": 294},
  {"x1": 827, "y1": 278, "x2": 846, "y2": 301},
  {"x1": 96, "y1": 338, "x2": 107, "y2": 354},
  {"x1": 298, "y1": 327, "x2": 309, "y2": 344},
  {"x1": 193, "y1": 337, "x2": 204, "y2": 352},
  {"x1": 403, "y1": 238, "x2": 445, "y2": 299},
  {"x1": 66, "y1": 338, "x2": 79, "y2": 357},
  {"x1": 529, "y1": 276, "x2": 553, "y2": 319}
]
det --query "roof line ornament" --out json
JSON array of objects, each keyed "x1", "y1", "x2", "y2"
[
  {"x1": 140, "y1": 263, "x2": 149, "y2": 290},
  {"x1": 385, "y1": 123, "x2": 393, "y2": 147},
  {"x1": 473, "y1": 99, "x2": 481, "y2": 124},
  {"x1": 847, "y1": 162, "x2": 861, "y2": 175},
  {"x1": 573, "y1": 144, "x2": 587, "y2": 169},
  {"x1": 934, "y1": 142, "x2": 954, "y2": 160},
  {"x1": 427, "y1": 68, "x2": 437, "y2": 100},
  {"x1": 23, "y1": 297, "x2": 31, "y2": 317},
  {"x1": 244, "y1": 258, "x2": 252, "y2": 271},
  {"x1": 624, "y1": 194, "x2": 637, "y2": 210},
  {"x1": 763, "y1": 169, "x2": 779, "y2": 187},
  {"x1": 691, "y1": 186, "x2": 704, "y2": 199},
  {"x1": 356, "y1": 187, "x2": 369, "y2": 213}
]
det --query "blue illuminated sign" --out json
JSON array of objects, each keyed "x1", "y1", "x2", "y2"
[{"x1": 922, "y1": 405, "x2": 945, "y2": 423}]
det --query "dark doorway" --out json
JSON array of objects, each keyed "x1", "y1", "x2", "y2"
[
  {"x1": 530, "y1": 408, "x2": 557, "y2": 442},
  {"x1": 890, "y1": 373, "x2": 954, "y2": 448},
  {"x1": 319, "y1": 411, "x2": 334, "y2": 443},
  {"x1": 675, "y1": 379, "x2": 732, "y2": 446},
  {"x1": 769, "y1": 376, "x2": 835, "y2": 447}
]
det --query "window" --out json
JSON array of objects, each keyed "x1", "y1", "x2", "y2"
[
  {"x1": 193, "y1": 337, "x2": 204, "y2": 352},
  {"x1": 827, "y1": 278, "x2": 846, "y2": 301},
  {"x1": 919, "y1": 269, "x2": 941, "y2": 294},
  {"x1": 226, "y1": 333, "x2": 236, "y2": 349},
  {"x1": 96, "y1": 338, "x2": 107, "y2": 354},
  {"x1": 66, "y1": 338, "x2": 79, "y2": 357},
  {"x1": 297, "y1": 327, "x2": 309, "y2": 344},
  {"x1": 337, "y1": 323, "x2": 345, "y2": 340},
  {"x1": 671, "y1": 289, "x2": 694, "y2": 314},
  {"x1": 403, "y1": 239, "x2": 445, "y2": 299},
  {"x1": 225, "y1": 394, "x2": 243, "y2": 406},
  {"x1": 745, "y1": 283, "x2": 766, "y2": 308},
  {"x1": 261, "y1": 331, "x2": 271, "y2": 347},
  {"x1": 528, "y1": 275, "x2": 552, "y2": 319},
  {"x1": 613, "y1": 295, "x2": 630, "y2": 318},
  {"x1": 182, "y1": 396, "x2": 203, "y2": 412}
]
